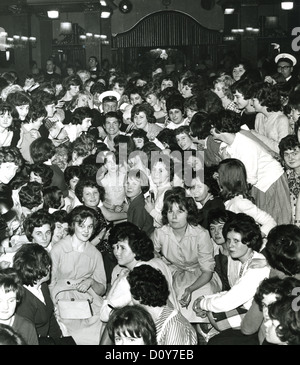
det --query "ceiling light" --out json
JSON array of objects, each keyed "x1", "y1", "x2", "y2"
[
  {"x1": 100, "y1": 1, "x2": 107, "y2": 5},
  {"x1": 281, "y1": 2, "x2": 293, "y2": 10},
  {"x1": 101, "y1": 11, "x2": 111, "y2": 18},
  {"x1": 47, "y1": 10, "x2": 59, "y2": 19},
  {"x1": 119, "y1": 0, "x2": 133, "y2": 14}
]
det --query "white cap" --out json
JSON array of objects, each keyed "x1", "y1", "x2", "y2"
[
  {"x1": 275, "y1": 53, "x2": 297, "y2": 66},
  {"x1": 99, "y1": 90, "x2": 120, "y2": 103}
]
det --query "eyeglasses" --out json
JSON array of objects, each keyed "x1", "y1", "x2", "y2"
[{"x1": 277, "y1": 66, "x2": 291, "y2": 71}]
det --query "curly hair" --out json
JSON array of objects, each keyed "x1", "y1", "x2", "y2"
[
  {"x1": 23, "y1": 209, "x2": 55, "y2": 241},
  {"x1": 67, "y1": 205, "x2": 97, "y2": 236},
  {"x1": 189, "y1": 111, "x2": 213, "y2": 139},
  {"x1": 43, "y1": 186, "x2": 64, "y2": 210},
  {"x1": 211, "y1": 109, "x2": 243, "y2": 134},
  {"x1": 75, "y1": 178, "x2": 106, "y2": 203},
  {"x1": 264, "y1": 224, "x2": 300, "y2": 276},
  {"x1": 0, "y1": 146, "x2": 24, "y2": 168},
  {"x1": 268, "y1": 295, "x2": 300, "y2": 345},
  {"x1": 13, "y1": 244, "x2": 51, "y2": 286},
  {"x1": 131, "y1": 102, "x2": 156, "y2": 124},
  {"x1": 254, "y1": 276, "x2": 300, "y2": 311},
  {"x1": 107, "y1": 222, "x2": 154, "y2": 261},
  {"x1": 161, "y1": 186, "x2": 199, "y2": 226},
  {"x1": 279, "y1": 134, "x2": 300, "y2": 161},
  {"x1": 250, "y1": 82, "x2": 282, "y2": 112},
  {"x1": 70, "y1": 106, "x2": 93, "y2": 125},
  {"x1": 127, "y1": 264, "x2": 169, "y2": 306},
  {"x1": 222, "y1": 212, "x2": 263, "y2": 252},
  {"x1": 18, "y1": 181, "x2": 43, "y2": 210}
]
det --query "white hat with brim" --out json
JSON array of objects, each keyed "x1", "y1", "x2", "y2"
[
  {"x1": 275, "y1": 53, "x2": 297, "y2": 66},
  {"x1": 99, "y1": 90, "x2": 120, "y2": 103}
]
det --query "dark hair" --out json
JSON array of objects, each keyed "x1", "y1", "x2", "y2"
[
  {"x1": 264, "y1": 225, "x2": 300, "y2": 276},
  {"x1": 67, "y1": 205, "x2": 97, "y2": 236},
  {"x1": 161, "y1": 186, "x2": 199, "y2": 226},
  {"x1": 131, "y1": 102, "x2": 156, "y2": 124},
  {"x1": 279, "y1": 134, "x2": 300, "y2": 161},
  {"x1": 13, "y1": 244, "x2": 51, "y2": 286},
  {"x1": 217, "y1": 158, "x2": 254, "y2": 202},
  {"x1": 189, "y1": 111, "x2": 212, "y2": 139},
  {"x1": 250, "y1": 82, "x2": 282, "y2": 112},
  {"x1": 18, "y1": 181, "x2": 43, "y2": 210},
  {"x1": 23, "y1": 209, "x2": 55, "y2": 241},
  {"x1": 70, "y1": 106, "x2": 93, "y2": 125},
  {"x1": 0, "y1": 323, "x2": 26, "y2": 345},
  {"x1": 127, "y1": 264, "x2": 169, "y2": 306},
  {"x1": 156, "y1": 128, "x2": 178, "y2": 151},
  {"x1": 207, "y1": 209, "x2": 236, "y2": 228},
  {"x1": 28, "y1": 163, "x2": 53, "y2": 188},
  {"x1": 106, "y1": 305, "x2": 157, "y2": 345},
  {"x1": 108, "y1": 222, "x2": 154, "y2": 261},
  {"x1": 231, "y1": 77, "x2": 255, "y2": 99},
  {"x1": 131, "y1": 129, "x2": 149, "y2": 147},
  {"x1": 0, "y1": 146, "x2": 24, "y2": 168},
  {"x1": 166, "y1": 94, "x2": 185, "y2": 114},
  {"x1": 0, "y1": 268, "x2": 23, "y2": 303},
  {"x1": 222, "y1": 212, "x2": 263, "y2": 252},
  {"x1": 51, "y1": 209, "x2": 68, "y2": 224},
  {"x1": 64, "y1": 165, "x2": 82, "y2": 188},
  {"x1": 268, "y1": 295, "x2": 300, "y2": 345},
  {"x1": 30, "y1": 138, "x2": 56, "y2": 163},
  {"x1": 75, "y1": 178, "x2": 106, "y2": 203},
  {"x1": 254, "y1": 276, "x2": 300, "y2": 311},
  {"x1": 104, "y1": 111, "x2": 122, "y2": 126},
  {"x1": 43, "y1": 186, "x2": 64, "y2": 210},
  {"x1": 211, "y1": 110, "x2": 243, "y2": 134}
]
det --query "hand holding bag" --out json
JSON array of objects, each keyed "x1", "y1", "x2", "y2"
[{"x1": 54, "y1": 280, "x2": 94, "y2": 320}]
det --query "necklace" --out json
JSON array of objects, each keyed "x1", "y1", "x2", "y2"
[{"x1": 239, "y1": 251, "x2": 254, "y2": 278}]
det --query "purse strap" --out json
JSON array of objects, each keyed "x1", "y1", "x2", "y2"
[{"x1": 53, "y1": 279, "x2": 93, "y2": 303}]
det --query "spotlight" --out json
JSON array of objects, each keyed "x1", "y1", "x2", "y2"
[
  {"x1": 47, "y1": 10, "x2": 59, "y2": 19},
  {"x1": 119, "y1": 0, "x2": 133, "y2": 14},
  {"x1": 281, "y1": 2, "x2": 293, "y2": 10}
]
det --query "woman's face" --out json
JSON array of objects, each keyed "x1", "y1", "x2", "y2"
[
  {"x1": 112, "y1": 83, "x2": 125, "y2": 96},
  {"x1": 188, "y1": 177, "x2": 209, "y2": 203},
  {"x1": 125, "y1": 176, "x2": 142, "y2": 200},
  {"x1": 68, "y1": 84, "x2": 80, "y2": 97},
  {"x1": 130, "y1": 93, "x2": 143, "y2": 106},
  {"x1": 151, "y1": 161, "x2": 169, "y2": 186},
  {"x1": 213, "y1": 82, "x2": 225, "y2": 99},
  {"x1": 167, "y1": 202, "x2": 188, "y2": 230},
  {"x1": 169, "y1": 108, "x2": 184, "y2": 125},
  {"x1": 175, "y1": 132, "x2": 193, "y2": 150},
  {"x1": 0, "y1": 111, "x2": 13, "y2": 130},
  {"x1": 181, "y1": 84, "x2": 193, "y2": 99},
  {"x1": 81, "y1": 117, "x2": 92, "y2": 132},
  {"x1": 232, "y1": 65, "x2": 246, "y2": 81},
  {"x1": 74, "y1": 216, "x2": 94, "y2": 242},
  {"x1": 69, "y1": 176, "x2": 80, "y2": 191},
  {"x1": 252, "y1": 97, "x2": 263, "y2": 113},
  {"x1": 264, "y1": 318, "x2": 285, "y2": 345},
  {"x1": 133, "y1": 111, "x2": 148, "y2": 131},
  {"x1": 146, "y1": 94, "x2": 158, "y2": 107},
  {"x1": 32, "y1": 223, "x2": 52, "y2": 248},
  {"x1": 114, "y1": 331, "x2": 145, "y2": 345},
  {"x1": 283, "y1": 147, "x2": 300, "y2": 170},
  {"x1": 0, "y1": 286, "x2": 17, "y2": 322},
  {"x1": 15, "y1": 104, "x2": 30, "y2": 121},
  {"x1": 133, "y1": 137, "x2": 144, "y2": 149},
  {"x1": 52, "y1": 222, "x2": 69, "y2": 244},
  {"x1": 209, "y1": 221, "x2": 225, "y2": 245},
  {"x1": 226, "y1": 230, "x2": 250, "y2": 261},
  {"x1": 0, "y1": 162, "x2": 19, "y2": 184},
  {"x1": 112, "y1": 238, "x2": 136, "y2": 267},
  {"x1": 161, "y1": 79, "x2": 174, "y2": 90},
  {"x1": 82, "y1": 186, "x2": 101, "y2": 208}
]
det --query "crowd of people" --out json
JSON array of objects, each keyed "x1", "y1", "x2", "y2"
[{"x1": 0, "y1": 50, "x2": 300, "y2": 346}]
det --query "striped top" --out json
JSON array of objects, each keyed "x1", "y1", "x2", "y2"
[{"x1": 156, "y1": 305, "x2": 198, "y2": 345}]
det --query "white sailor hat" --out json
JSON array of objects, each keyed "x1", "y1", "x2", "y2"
[
  {"x1": 99, "y1": 90, "x2": 120, "y2": 103},
  {"x1": 275, "y1": 53, "x2": 297, "y2": 66}
]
